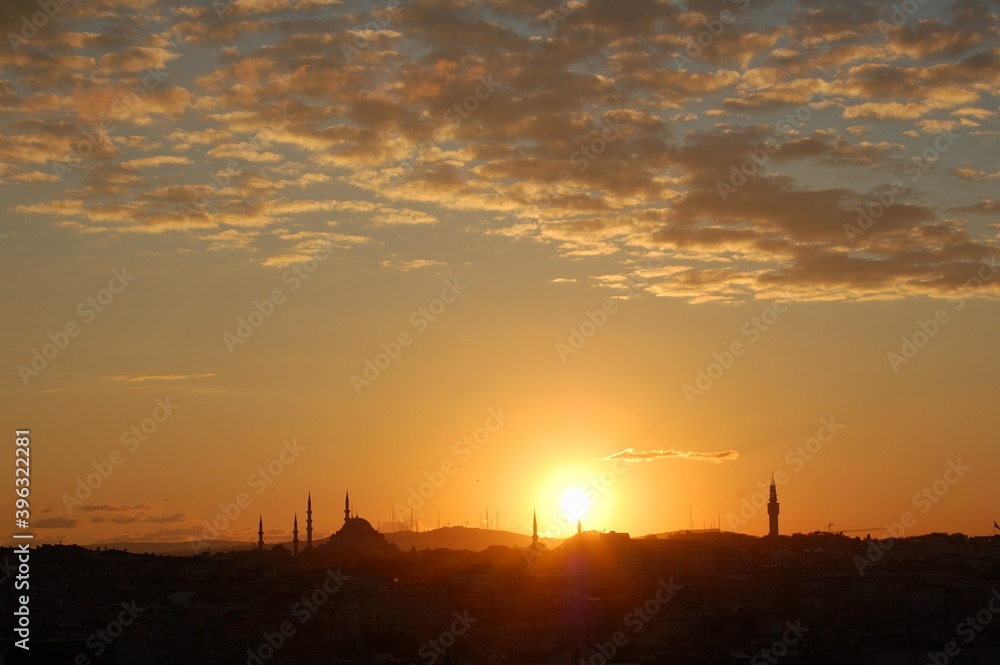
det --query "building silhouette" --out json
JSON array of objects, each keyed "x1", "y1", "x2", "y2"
[
  {"x1": 259, "y1": 490, "x2": 399, "y2": 559},
  {"x1": 306, "y1": 492, "x2": 313, "y2": 550},
  {"x1": 767, "y1": 472, "x2": 780, "y2": 537}
]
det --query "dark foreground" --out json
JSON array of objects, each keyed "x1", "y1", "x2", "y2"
[{"x1": 3, "y1": 531, "x2": 1000, "y2": 664}]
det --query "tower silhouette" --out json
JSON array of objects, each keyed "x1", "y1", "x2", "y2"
[
  {"x1": 306, "y1": 492, "x2": 313, "y2": 550},
  {"x1": 532, "y1": 509, "x2": 538, "y2": 547},
  {"x1": 344, "y1": 490, "x2": 350, "y2": 523},
  {"x1": 292, "y1": 513, "x2": 299, "y2": 557},
  {"x1": 767, "y1": 472, "x2": 780, "y2": 537},
  {"x1": 258, "y1": 516, "x2": 264, "y2": 552}
]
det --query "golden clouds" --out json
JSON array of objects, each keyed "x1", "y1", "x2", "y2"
[{"x1": 2, "y1": 0, "x2": 999, "y2": 302}]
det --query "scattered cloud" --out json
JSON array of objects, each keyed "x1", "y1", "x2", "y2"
[
  {"x1": 1, "y1": 0, "x2": 998, "y2": 303},
  {"x1": 380, "y1": 257, "x2": 447, "y2": 271},
  {"x1": 79, "y1": 503, "x2": 154, "y2": 512},
  {"x1": 105, "y1": 373, "x2": 216, "y2": 383},
  {"x1": 604, "y1": 448, "x2": 741, "y2": 463},
  {"x1": 35, "y1": 517, "x2": 79, "y2": 529}
]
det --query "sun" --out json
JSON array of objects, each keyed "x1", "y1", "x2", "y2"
[
  {"x1": 561, "y1": 487, "x2": 591, "y2": 521},
  {"x1": 537, "y1": 464, "x2": 610, "y2": 536}
]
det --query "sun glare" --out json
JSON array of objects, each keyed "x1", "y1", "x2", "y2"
[
  {"x1": 561, "y1": 487, "x2": 591, "y2": 521},
  {"x1": 538, "y1": 463, "x2": 616, "y2": 536}
]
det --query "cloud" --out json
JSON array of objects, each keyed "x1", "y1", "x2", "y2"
[
  {"x1": 105, "y1": 373, "x2": 216, "y2": 383},
  {"x1": 35, "y1": 517, "x2": 79, "y2": 529},
  {"x1": 121, "y1": 155, "x2": 193, "y2": 169},
  {"x1": 948, "y1": 200, "x2": 1000, "y2": 215},
  {"x1": 90, "y1": 512, "x2": 194, "y2": 524},
  {"x1": 953, "y1": 168, "x2": 1000, "y2": 182},
  {"x1": 79, "y1": 503, "x2": 153, "y2": 512},
  {"x1": 2, "y1": 0, "x2": 999, "y2": 303},
  {"x1": 604, "y1": 448, "x2": 741, "y2": 463},
  {"x1": 260, "y1": 230, "x2": 373, "y2": 268},
  {"x1": 380, "y1": 257, "x2": 446, "y2": 271}
]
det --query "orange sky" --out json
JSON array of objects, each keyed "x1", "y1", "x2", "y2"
[{"x1": 2, "y1": 0, "x2": 999, "y2": 546}]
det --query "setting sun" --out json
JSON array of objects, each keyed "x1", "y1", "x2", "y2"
[
  {"x1": 529, "y1": 458, "x2": 630, "y2": 538},
  {"x1": 561, "y1": 487, "x2": 591, "y2": 522}
]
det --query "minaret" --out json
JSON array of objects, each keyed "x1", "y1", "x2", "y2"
[
  {"x1": 344, "y1": 490, "x2": 350, "y2": 523},
  {"x1": 577, "y1": 519, "x2": 582, "y2": 535},
  {"x1": 767, "y1": 472, "x2": 780, "y2": 537},
  {"x1": 258, "y1": 516, "x2": 264, "y2": 552},
  {"x1": 306, "y1": 493, "x2": 313, "y2": 550},
  {"x1": 293, "y1": 514, "x2": 299, "y2": 557},
  {"x1": 532, "y1": 510, "x2": 539, "y2": 548}
]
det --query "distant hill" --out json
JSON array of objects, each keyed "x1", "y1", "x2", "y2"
[
  {"x1": 59, "y1": 528, "x2": 911, "y2": 557},
  {"x1": 642, "y1": 530, "x2": 748, "y2": 541},
  {"x1": 87, "y1": 540, "x2": 253, "y2": 555},
  {"x1": 385, "y1": 526, "x2": 558, "y2": 551},
  {"x1": 82, "y1": 527, "x2": 557, "y2": 556}
]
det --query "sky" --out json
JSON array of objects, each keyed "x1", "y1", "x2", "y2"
[{"x1": 2, "y1": 0, "x2": 999, "y2": 547}]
